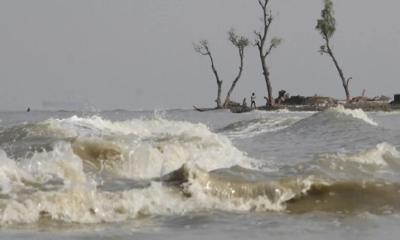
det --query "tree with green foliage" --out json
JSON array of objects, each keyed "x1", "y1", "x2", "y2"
[
  {"x1": 316, "y1": 0, "x2": 351, "y2": 102},
  {"x1": 254, "y1": 0, "x2": 282, "y2": 107},
  {"x1": 223, "y1": 29, "x2": 250, "y2": 107}
]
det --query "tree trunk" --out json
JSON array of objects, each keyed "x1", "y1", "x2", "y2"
[
  {"x1": 216, "y1": 80, "x2": 223, "y2": 108},
  {"x1": 208, "y1": 53, "x2": 223, "y2": 108},
  {"x1": 326, "y1": 42, "x2": 351, "y2": 102},
  {"x1": 255, "y1": 0, "x2": 275, "y2": 107},
  {"x1": 223, "y1": 49, "x2": 244, "y2": 107},
  {"x1": 258, "y1": 46, "x2": 273, "y2": 107}
]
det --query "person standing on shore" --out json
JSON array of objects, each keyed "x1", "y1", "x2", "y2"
[{"x1": 251, "y1": 93, "x2": 256, "y2": 109}]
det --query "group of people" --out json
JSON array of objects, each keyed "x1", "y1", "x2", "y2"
[{"x1": 243, "y1": 90, "x2": 289, "y2": 109}]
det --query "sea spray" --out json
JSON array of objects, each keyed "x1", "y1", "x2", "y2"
[
  {"x1": 0, "y1": 111, "x2": 399, "y2": 227},
  {"x1": 0, "y1": 116, "x2": 257, "y2": 179},
  {"x1": 0, "y1": 150, "x2": 31, "y2": 194},
  {"x1": 1, "y1": 142, "x2": 400, "y2": 224}
]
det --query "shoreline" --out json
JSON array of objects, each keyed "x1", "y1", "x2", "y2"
[{"x1": 226, "y1": 102, "x2": 400, "y2": 113}]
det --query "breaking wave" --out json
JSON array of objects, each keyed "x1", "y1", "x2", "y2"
[
  {"x1": 284, "y1": 106, "x2": 378, "y2": 135},
  {"x1": 331, "y1": 105, "x2": 378, "y2": 126},
  {"x1": 0, "y1": 114, "x2": 398, "y2": 225},
  {"x1": 0, "y1": 116, "x2": 257, "y2": 179},
  {"x1": 0, "y1": 116, "x2": 258, "y2": 224},
  {"x1": 218, "y1": 117, "x2": 301, "y2": 138},
  {"x1": 162, "y1": 143, "x2": 400, "y2": 214}
]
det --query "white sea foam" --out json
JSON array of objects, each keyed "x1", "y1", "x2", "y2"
[
  {"x1": 183, "y1": 164, "x2": 295, "y2": 212},
  {"x1": 317, "y1": 143, "x2": 400, "y2": 167},
  {"x1": 0, "y1": 181, "x2": 187, "y2": 224},
  {"x1": 276, "y1": 108, "x2": 290, "y2": 113},
  {"x1": 347, "y1": 143, "x2": 400, "y2": 166},
  {"x1": 0, "y1": 138, "x2": 298, "y2": 225},
  {"x1": 0, "y1": 112, "x2": 396, "y2": 225},
  {"x1": 0, "y1": 143, "x2": 91, "y2": 194},
  {"x1": 42, "y1": 116, "x2": 257, "y2": 178},
  {"x1": 0, "y1": 150, "x2": 281, "y2": 225},
  {"x1": 0, "y1": 150, "x2": 31, "y2": 194},
  {"x1": 0, "y1": 143, "x2": 186, "y2": 224},
  {"x1": 221, "y1": 117, "x2": 301, "y2": 138},
  {"x1": 330, "y1": 105, "x2": 378, "y2": 126},
  {"x1": 1, "y1": 141, "x2": 399, "y2": 225}
]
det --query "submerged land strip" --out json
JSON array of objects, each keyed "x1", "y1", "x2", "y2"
[
  {"x1": 194, "y1": 1, "x2": 399, "y2": 113},
  {"x1": 195, "y1": 94, "x2": 400, "y2": 113}
]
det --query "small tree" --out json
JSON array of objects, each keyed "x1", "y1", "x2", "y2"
[
  {"x1": 223, "y1": 29, "x2": 250, "y2": 107},
  {"x1": 316, "y1": 0, "x2": 351, "y2": 102},
  {"x1": 194, "y1": 40, "x2": 223, "y2": 108},
  {"x1": 254, "y1": 0, "x2": 282, "y2": 107}
]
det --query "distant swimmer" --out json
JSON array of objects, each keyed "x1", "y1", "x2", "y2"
[
  {"x1": 250, "y1": 93, "x2": 256, "y2": 109},
  {"x1": 26, "y1": 107, "x2": 31, "y2": 112}
]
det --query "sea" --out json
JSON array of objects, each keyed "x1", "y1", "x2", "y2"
[{"x1": 0, "y1": 106, "x2": 399, "y2": 240}]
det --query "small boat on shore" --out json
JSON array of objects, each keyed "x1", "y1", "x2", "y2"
[{"x1": 193, "y1": 106, "x2": 219, "y2": 112}]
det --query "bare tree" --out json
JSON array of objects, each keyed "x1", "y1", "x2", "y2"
[
  {"x1": 193, "y1": 40, "x2": 223, "y2": 108},
  {"x1": 223, "y1": 29, "x2": 250, "y2": 107},
  {"x1": 316, "y1": 0, "x2": 351, "y2": 102},
  {"x1": 254, "y1": 0, "x2": 282, "y2": 107}
]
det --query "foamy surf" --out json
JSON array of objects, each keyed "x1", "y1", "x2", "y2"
[
  {"x1": 219, "y1": 117, "x2": 301, "y2": 138},
  {"x1": 1, "y1": 141, "x2": 400, "y2": 225},
  {"x1": 0, "y1": 116, "x2": 258, "y2": 178},
  {"x1": 0, "y1": 110, "x2": 399, "y2": 227},
  {"x1": 58, "y1": 116, "x2": 257, "y2": 178},
  {"x1": 284, "y1": 106, "x2": 379, "y2": 136},
  {"x1": 329, "y1": 105, "x2": 378, "y2": 126},
  {"x1": 162, "y1": 155, "x2": 400, "y2": 215},
  {"x1": 0, "y1": 115, "x2": 263, "y2": 224}
]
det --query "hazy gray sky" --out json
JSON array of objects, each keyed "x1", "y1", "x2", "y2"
[{"x1": 0, "y1": 0, "x2": 399, "y2": 110}]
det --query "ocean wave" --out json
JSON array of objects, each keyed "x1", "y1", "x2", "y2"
[
  {"x1": 0, "y1": 116, "x2": 258, "y2": 178},
  {"x1": 167, "y1": 143, "x2": 400, "y2": 214},
  {"x1": 286, "y1": 181, "x2": 400, "y2": 214},
  {"x1": 284, "y1": 143, "x2": 400, "y2": 184},
  {"x1": 218, "y1": 117, "x2": 301, "y2": 138},
  {"x1": 1, "y1": 143, "x2": 400, "y2": 225},
  {"x1": 53, "y1": 116, "x2": 256, "y2": 178},
  {"x1": 163, "y1": 163, "x2": 400, "y2": 215},
  {"x1": 331, "y1": 105, "x2": 378, "y2": 126},
  {"x1": 0, "y1": 143, "x2": 182, "y2": 224},
  {"x1": 1, "y1": 167, "x2": 398, "y2": 225},
  {"x1": 0, "y1": 114, "x2": 398, "y2": 225},
  {"x1": 314, "y1": 142, "x2": 400, "y2": 167},
  {"x1": 0, "y1": 115, "x2": 263, "y2": 224},
  {"x1": 283, "y1": 106, "x2": 378, "y2": 135}
]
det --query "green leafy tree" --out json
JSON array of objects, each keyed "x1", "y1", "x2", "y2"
[{"x1": 316, "y1": 0, "x2": 351, "y2": 102}]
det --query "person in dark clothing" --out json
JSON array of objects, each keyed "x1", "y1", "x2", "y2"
[{"x1": 250, "y1": 93, "x2": 256, "y2": 109}]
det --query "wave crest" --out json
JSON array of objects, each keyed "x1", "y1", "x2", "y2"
[
  {"x1": 219, "y1": 117, "x2": 300, "y2": 138},
  {"x1": 329, "y1": 105, "x2": 378, "y2": 126}
]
